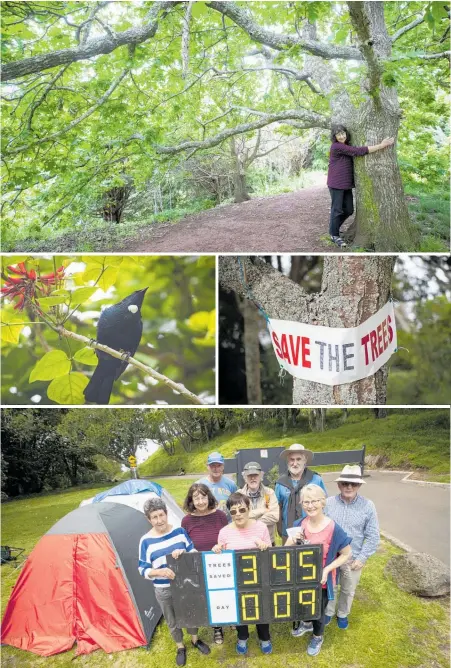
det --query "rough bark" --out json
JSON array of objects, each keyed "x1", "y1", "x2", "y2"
[
  {"x1": 238, "y1": 297, "x2": 262, "y2": 404},
  {"x1": 0, "y1": 1, "x2": 177, "y2": 81},
  {"x1": 302, "y1": 5, "x2": 418, "y2": 251},
  {"x1": 230, "y1": 138, "x2": 251, "y2": 203},
  {"x1": 309, "y1": 408, "x2": 326, "y2": 432},
  {"x1": 219, "y1": 255, "x2": 396, "y2": 405},
  {"x1": 340, "y1": 2, "x2": 419, "y2": 251}
]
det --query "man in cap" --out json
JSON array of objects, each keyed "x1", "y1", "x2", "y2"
[
  {"x1": 275, "y1": 444, "x2": 327, "y2": 542},
  {"x1": 324, "y1": 465, "x2": 380, "y2": 629},
  {"x1": 238, "y1": 462, "x2": 279, "y2": 546},
  {"x1": 197, "y1": 452, "x2": 237, "y2": 519}
]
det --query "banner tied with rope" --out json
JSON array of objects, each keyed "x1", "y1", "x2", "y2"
[{"x1": 268, "y1": 300, "x2": 397, "y2": 386}]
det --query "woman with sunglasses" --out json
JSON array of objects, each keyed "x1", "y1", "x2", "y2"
[
  {"x1": 324, "y1": 465, "x2": 380, "y2": 629},
  {"x1": 285, "y1": 484, "x2": 351, "y2": 657},
  {"x1": 181, "y1": 483, "x2": 228, "y2": 645},
  {"x1": 212, "y1": 492, "x2": 272, "y2": 656}
]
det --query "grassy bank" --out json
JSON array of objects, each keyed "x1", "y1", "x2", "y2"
[
  {"x1": 138, "y1": 410, "x2": 450, "y2": 479},
  {"x1": 2, "y1": 480, "x2": 449, "y2": 668}
]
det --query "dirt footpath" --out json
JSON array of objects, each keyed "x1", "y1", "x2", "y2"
[{"x1": 123, "y1": 186, "x2": 347, "y2": 253}]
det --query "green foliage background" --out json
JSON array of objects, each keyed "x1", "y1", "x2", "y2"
[
  {"x1": 1, "y1": 478, "x2": 450, "y2": 667},
  {"x1": 1, "y1": 2, "x2": 449, "y2": 250},
  {"x1": 1, "y1": 255, "x2": 215, "y2": 405}
]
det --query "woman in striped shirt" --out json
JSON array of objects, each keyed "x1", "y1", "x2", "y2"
[
  {"x1": 212, "y1": 492, "x2": 273, "y2": 656},
  {"x1": 138, "y1": 498, "x2": 211, "y2": 667}
]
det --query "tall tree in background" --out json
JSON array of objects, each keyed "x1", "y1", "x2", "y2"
[
  {"x1": 220, "y1": 256, "x2": 396, "y2": 404},
  {"x1": 2, "y1": 2, "x2": 449, "y2": 250}
]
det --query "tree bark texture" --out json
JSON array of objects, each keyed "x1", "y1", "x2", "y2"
[
  {"x1": 230, "y1": 138, "x2": 251, "y2": 203},
  {"x1": 219, "y1": 255, "x2": 396, "y2": 405},
  {"x1": 238, "y1": 297, "x2": 262, "y2": 405},
  {"x1": 340, "y1": 2, "x2": 418, "y2": 251}
]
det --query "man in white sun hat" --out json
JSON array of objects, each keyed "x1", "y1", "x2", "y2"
[
  {"x1": 324, "y1": 464, "x2": 380, "y2": 630},
  {"x1": 275, "y1": 444, "x2": 327, "y2": 541}
]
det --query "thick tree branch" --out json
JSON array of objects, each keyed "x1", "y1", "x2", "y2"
[
  {"x1": 206, "y1": 1, "x2": 362, "y2": 61},
  {"x1": 1, "y1": 1, "x2": 176, "y2": 81},
  {"x1": 155, "y1": 109, "x2": 330, "y2": 155},
  {"x1": 219, "y1": 256, "x2": 320, "y2": 322},
  {"x1": 5, "y1": 68, "x2": 130, "y2": 155},
  {"x1": 404, "y1": 50, "x2": 451, "y2": 60},
  {"x1": 348, "y1": 2, "x2": 385, "y2": 94}
]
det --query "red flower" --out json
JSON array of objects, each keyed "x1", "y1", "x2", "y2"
[
  {"x1": 1, "y1": 262, "x2": 64, "y2": 311},
  {"x1": 40, "y1": 266, "x2": 65, "y2": 284}
]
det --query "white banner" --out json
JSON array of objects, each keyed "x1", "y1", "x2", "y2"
[{"x1": 269, "y1": 300, "x2": 397, "y2": 386}]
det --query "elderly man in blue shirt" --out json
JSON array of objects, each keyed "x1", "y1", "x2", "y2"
[{"x1": 324, "y1": 465, "x2": 380, "y2": 629}]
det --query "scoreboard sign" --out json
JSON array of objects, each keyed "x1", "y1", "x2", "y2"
[{"x1": 167, "y1": 545, "x2": 323, "y2": 626}]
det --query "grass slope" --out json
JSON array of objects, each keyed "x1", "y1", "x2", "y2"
[
  {"x1": 138, "y1": 410, "x2": 450, "y2": 480},
  {"x1": 1, "y1": 481, "x2": 449, "y2": 668}
]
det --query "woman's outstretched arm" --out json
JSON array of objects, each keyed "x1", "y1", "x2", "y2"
[{"x1": 367, "y1": 137, "x2": 395, "y2": 153}]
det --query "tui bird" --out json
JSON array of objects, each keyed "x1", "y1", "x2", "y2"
[{"x1": 83, "y1": 288, "x2": 148, "y2": 404}]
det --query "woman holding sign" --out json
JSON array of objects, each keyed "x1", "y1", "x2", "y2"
[
  {"x1": 212, "y1": 492, "x2": 273, "y2": 656},
  {"x1": 138, "y1": 498, "x2": 211, "y2": 667},
  {"x1": 181, "y1": 483, "x2": 228, "y2": 644},
  {"x1": 285, "y1": 484, "x2": 351, "y2": 657}
]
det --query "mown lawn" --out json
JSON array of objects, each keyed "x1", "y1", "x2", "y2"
[
  {"x1": 139, "y1": 409, "x2": 450, "y2": 479},
  {"x1": 2, "y1": 480, "x2": 449, "y2": 668}
]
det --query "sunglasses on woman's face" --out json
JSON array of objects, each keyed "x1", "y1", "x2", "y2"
[
  {"x1": 230, "y1": 506, "x2": 247, "y2": 516},
  {"x1": 340, "y1": 482, "x2": 360, "y2": 488}
]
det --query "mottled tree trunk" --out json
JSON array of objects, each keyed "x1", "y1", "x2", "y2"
[
  {"x1": 230, "y1": 137, "x2": 251, "y2": 203},
  {"x1": 238, "y1": 297, "x2": 262, "y2": 404},
  {"x1": 309, "y1": 408, "x2": 326, "y2": 432},
  {"x1": 219, "y1": 255, "x2": 396, "y2": 406},
  {"x1": 341, "y1": 2, "x2": 418, "y2": 251},
  {"x1": 305, "y1": 4, "x2": 418, "y2": 251}
]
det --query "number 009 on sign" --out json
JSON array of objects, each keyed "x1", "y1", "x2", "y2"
[{"x1": 237, "y1": 586, "x2": 320, "y2": 623}]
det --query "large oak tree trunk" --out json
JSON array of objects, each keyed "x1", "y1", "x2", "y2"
[
  {"x1": 219, "y1": 255, "x2": 396, "y2": 406},
  {"x1": 238, "y1": 297, "x2": 262, "y2": 404},
  {"x1": 305, "y1": 4, "x2": 419, "y2": 251},
  {"x1": 341, "y1": 2, "x2": 419, "y2": 251}
]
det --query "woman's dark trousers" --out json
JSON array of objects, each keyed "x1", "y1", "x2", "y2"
[
  {"x1": 329, "y1": 188, "x2": 354, "y2": 237},
  {"x1": 236, "y1": 624, "x2": 270, "y2": 641},
  {"x1": 310, "y1": 588, "x2": 329, "y2": 637}
]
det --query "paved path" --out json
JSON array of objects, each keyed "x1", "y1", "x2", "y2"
[
  {"x1": 322, "y1": 471, "x2": 450, "y2": 565},
  {"x1": 150, "y1": 471, "x2": 450, "y2": 564}
]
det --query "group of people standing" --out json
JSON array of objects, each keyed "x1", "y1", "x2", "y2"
[{"x1": 138, "y1": 444, "x2": 380, "y2": 665}]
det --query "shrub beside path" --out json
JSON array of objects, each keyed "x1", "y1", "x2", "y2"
[{"x1": 124, "y1": 186, "x2": 343, "y2": 253}]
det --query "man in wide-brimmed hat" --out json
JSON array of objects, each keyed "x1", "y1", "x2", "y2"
[
  {"x1": 324, "y1": 465, "x2": 380, "y2": 630},
  {"x1": 275, "y1": 444, "x2": 327, "y2": 542},
  {"x1": 238, "y1": 462, "x2": 279, "y2": 546}
]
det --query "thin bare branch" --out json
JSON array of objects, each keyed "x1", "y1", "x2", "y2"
[
  {"x1": 58, "y1": 327, "x2": 206, "y2": 405},
  {"x1": 391, "y1": 15, "x2": 424, "y2": 42}
]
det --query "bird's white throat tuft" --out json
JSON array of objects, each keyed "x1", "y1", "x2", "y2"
[{"x1": 128, "y1": 305, "x2": 138, "y2": 314}]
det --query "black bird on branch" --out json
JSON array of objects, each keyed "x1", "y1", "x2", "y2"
[{"x1": 84, "y1": 288, "x2": 148, "y2": 404}]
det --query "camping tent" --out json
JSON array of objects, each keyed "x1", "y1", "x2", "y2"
[
  {"x1": 1, "y1": 503, "x2": 161, "y2": 656},
  {"x1": 79, "y1": 479, "x2": 184, "y2": 527}
]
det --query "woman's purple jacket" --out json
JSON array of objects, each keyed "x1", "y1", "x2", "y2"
[{"x1": 327, "y1": 142, "x2": 369, "y2": 190}]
